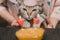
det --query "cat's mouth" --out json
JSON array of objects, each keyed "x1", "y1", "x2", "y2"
[
  {"x1": 26, "y1": 17, "x2": 32, "y2": 20},
  {"x1": 26, "y1": 16, "x2": 37, "y2": 20},
  {"x1": 27, "y1": 18, "x2": 31, "y2": 20}
]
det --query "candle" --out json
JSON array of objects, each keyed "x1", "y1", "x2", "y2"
[
  {"x1": 33, "y1": 18, "x2": 39, "y2": 24},
  {"x1": 17, "y1": 18, "x2": 24, "y2": 26}
]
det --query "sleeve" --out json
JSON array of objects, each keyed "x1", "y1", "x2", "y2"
[
  {"x1": 0, "y1": 6, "x2": 6, "y2": 11},
  {"x1": 51, "y1": 12, "x2": 60, "y2": 20},
  {"x1": 9, "y1": 0, "x2": 18, "y2": 4},
  {"x1": 7, "y1": 0, "x2": 19, "y2": 19},
  {"x1": 51, "y1": 7, "x2": 60, "y2": 20},
  {"x1": 55, "y1": 0, "x2": 60, "y2": 4},
  {"x1": 0, "y1": 0, "x2": 6, "y2": 11},
  {"x1": 0, "y1": 0, "x2": 5, "y2": 4}
]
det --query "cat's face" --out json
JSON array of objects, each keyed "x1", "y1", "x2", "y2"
[
  {"x1": 19, "y1": 5, "x2": 40, "y2": 20},
  {"x1": 18, "y1": 0, "x2": 44, "y2": 20}
]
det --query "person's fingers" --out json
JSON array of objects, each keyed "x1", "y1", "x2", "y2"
[
  {"x1": 14, "y1": 23, "x2": 19, "y2": 26},
  {"x1": 46, "y1": 24, "x2": 53, "y2": 28},
  {"x1": 11, "y1": 23, "x2": 19, "y2": 26},
  {"x1": 46, "y1": 17, "x2": 50, "y2": 23},
  {"x1": 47, "y1": 25, "x2": 52, "y2": 28},
  {"x1": 11, "y1": 20, "x2": 19, "y2": 26}
]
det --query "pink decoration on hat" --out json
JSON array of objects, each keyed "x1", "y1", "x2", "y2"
[
  {"x1": 9, "y1": 0, "x2": 17, "y2": 3},
  {"x1": 24, "y1": 0, "x2": 37, "y2": 6}
]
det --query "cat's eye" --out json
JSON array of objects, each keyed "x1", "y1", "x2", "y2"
[
  {"x1": 23, "y1": 8, "x2": 27, "y2": 11},
  {"x1": 32, "y1": 9, "x2": 37, "y2": 11}
]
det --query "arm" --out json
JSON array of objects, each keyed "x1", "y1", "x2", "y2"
[
  {"x1": 0, "y1": 6, "x2": 19, "y2": 26},
  {"x1": 43, "y1": 0, "x2": 51, "y2": 28},
  {"x1": 49, "y1": 17, "x2": 59, "y2": 28},
  {"x1": 47, "y1": 9, "x2": 60, "y2": 28},
  {"x1": 0, "y1": 0, "x2": 16, "y2": 23},
  {"x1": 43, "y1": 0, "x2": 50, "y2": 17},
  {"x1": 50, "y1": 0, "x2": 55, "y2": 15},
  {"x1": 0, "y1": 6, "x2": 16, "y2": 23},
  {"x1": 0, "y1": 0, "x2": 19, "y2": 26}
]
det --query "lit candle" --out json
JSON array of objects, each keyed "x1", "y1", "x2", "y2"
[
  {"x1": 17, "y1": 18, "x2": 24, "y2": 26},
  {"x1": 33, "y1": 18, "x2": 39, "y2": 24}
]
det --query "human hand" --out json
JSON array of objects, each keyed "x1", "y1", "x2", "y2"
[
  {"x1": 11, "y1": 20, "x2": 19, "y2": 27},
  {"x1": 47, "y1": 24, "x2": 53, "y2": 28}
]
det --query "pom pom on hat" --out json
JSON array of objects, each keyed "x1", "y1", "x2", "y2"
[{"x1": 24, "y1": 0, "x2": 38, "y2": 6}]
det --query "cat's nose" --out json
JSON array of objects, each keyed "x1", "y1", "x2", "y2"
[{"x1": 27, "y1": 13, "x2": 31, "y2": 16}]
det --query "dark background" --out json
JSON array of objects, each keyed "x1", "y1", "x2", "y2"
[{"x1": 0, "y1": 23, "x2": 60, "y2": 40}]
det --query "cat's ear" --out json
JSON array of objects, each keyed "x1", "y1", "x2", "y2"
[
  {"x1": 17, "y1": 0, "x2": 23, "y2": 5},
  {"x1": 36, "y1": 0, "x2": 44, "y2": 7}
]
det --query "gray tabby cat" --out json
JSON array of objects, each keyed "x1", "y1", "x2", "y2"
[{"x1": 18, "y1": 0, "x2": 46, "y2": 28}]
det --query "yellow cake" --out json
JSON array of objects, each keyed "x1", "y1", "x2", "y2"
[{"x1": 15, "y1": 28, "x2": 44, "y2": 40}]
